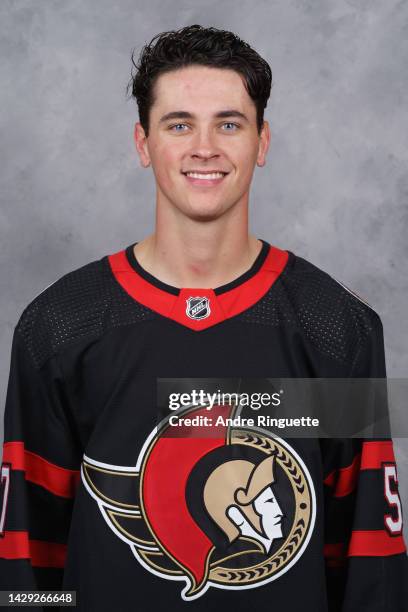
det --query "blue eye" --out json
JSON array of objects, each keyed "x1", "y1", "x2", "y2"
[
  {"x1": 222, "y1": 122, "x2": 239, "y2": 131},
  {"x1": 170, "y1": 123, "x2": 188, "y2": 132}
]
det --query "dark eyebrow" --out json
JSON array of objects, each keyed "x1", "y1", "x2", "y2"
[{"x1": 158, "y1": 110, "x2": 249, "y2": 123}]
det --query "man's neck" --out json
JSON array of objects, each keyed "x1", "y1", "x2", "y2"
[{"x1": 133, "y1": 227, "x2": 262, "y2": 290}]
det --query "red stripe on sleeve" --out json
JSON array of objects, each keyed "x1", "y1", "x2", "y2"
[
  {"x1": 325, "y1": 531, "x2": 406, "y2": 564},
  {"x1": 324, "y1": 453, "x2": 361, "y2": 497},
  {"x1": 360, "y1": 440, "x2": 396, "y2": 470},
  {"x1": 324, "y1": 441, "x2": 397, "y2": 497},
  {"x1": 2, "y1": 442, "x2": 80, "y2": 498},
  {"x1": 0, "y1": 531, "x2": 66, "y2": 567},
  {"x1": 348, "y1": 530, "x2": 406, "y2": 557}
]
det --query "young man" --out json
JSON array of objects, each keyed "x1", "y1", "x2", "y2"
[{"x1": 0, "y1": 24, "x2": 407, "y2": 611}]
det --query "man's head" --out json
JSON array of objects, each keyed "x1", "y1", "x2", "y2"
[
  {"x1": 127, "y1": 24, "x2": 272, "y2": 138},
  {"x1": 127, "y1": 25, "x2": 273, "y2": 222}
]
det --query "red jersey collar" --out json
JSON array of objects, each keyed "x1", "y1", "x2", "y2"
[{"x1": 108, "y1": 240, "x2": 288, "y2": 331}]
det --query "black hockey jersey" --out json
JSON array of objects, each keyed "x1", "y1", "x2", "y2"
[{"x1": 1, "y1": 238, "x2": 407, "y2": 611}]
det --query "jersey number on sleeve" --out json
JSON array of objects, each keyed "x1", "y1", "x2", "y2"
[{"x1": 384, "y1": 464, "x2": 403, "y2": 535}]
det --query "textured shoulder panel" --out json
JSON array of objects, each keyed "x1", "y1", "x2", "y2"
[
  {"x1": 15, "y1": 256, "x2": 157, "y2": 369},
  {"x1": 237, "y1": 252, "x2": 380, "y2": 367}
]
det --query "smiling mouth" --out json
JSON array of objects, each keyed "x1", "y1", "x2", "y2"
[{"x1": 181, "y1": 171, "x2": 229, "y2": 186}]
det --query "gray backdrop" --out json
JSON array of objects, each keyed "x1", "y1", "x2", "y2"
[{"x1": 1, "y1": 0, "x2": 407, "y2": 543}]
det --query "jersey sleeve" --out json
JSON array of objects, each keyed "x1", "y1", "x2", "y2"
[
  {"x1": 0, "y1": 324, "x2": 82, "y2": 595},
  {"x1": 322, "y1": 312, "x2": 408, "y2": 611}
]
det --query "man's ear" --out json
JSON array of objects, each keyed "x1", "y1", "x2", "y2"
[
  {"x1": 134, "y1": 122, "x2": 151, "y2": 168},
  {"x1": 256, "y1": 120, "x2": 271, "y2": 168}
]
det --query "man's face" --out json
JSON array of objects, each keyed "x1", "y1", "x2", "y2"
[{"x1": 134, "y1": 66, "x2": 270, "y2": 221}]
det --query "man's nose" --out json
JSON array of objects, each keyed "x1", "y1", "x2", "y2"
[{"x1": 190, "y1": 128, "x2": 220, "y2": 159}]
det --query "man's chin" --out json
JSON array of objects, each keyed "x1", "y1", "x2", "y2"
[{"x1": 183, "y1": 205, "x2": 228, "y2": 223}]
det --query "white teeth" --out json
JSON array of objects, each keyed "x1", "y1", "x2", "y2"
[{"x1": 185, "y1": 172, "x2": 225, "y2": 180}]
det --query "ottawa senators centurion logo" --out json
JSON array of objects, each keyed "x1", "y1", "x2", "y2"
[{"x1": 81, "y1": 402, "x2": 316, "y2": 601}]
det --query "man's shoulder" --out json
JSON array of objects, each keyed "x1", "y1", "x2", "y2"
[
  {"x1": 282, "y1": 251, "x2": 381, "y2": 321},
  {"x1": 250, "y1": 249, "x2": 383, "y2": 367},
  {"x1": 14, "y1": 247, "x2": 153, "y2": 368},
  {"x1": 24, "y1": 254, "x2": 106, "y2": 306}
]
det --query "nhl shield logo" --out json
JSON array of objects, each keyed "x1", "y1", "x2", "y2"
[
  {"x1": 82, "y1": 402, "x2": 316, "y2": 601},
  {"x1": 186, "y1": 296, "x2": 211, "y2": 320}
]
